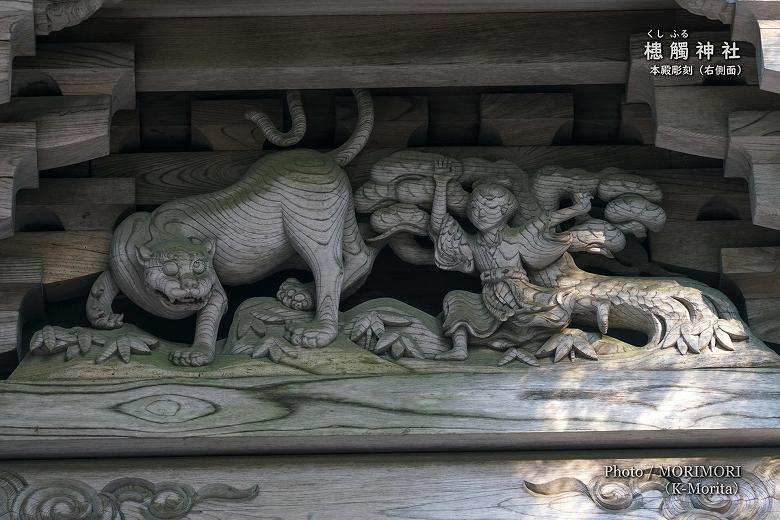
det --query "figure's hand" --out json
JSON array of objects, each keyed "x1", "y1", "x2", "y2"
[
  {"x1": 432, "y1": 158, "x2": 456, "y2": 184},
  {"x1": 571, "y1": 192, "x2": 593, "y2": 214}
]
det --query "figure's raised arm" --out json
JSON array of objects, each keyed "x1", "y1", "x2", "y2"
[{"x1": 429, "y1": 158, "x2": 459, "y2": 237}]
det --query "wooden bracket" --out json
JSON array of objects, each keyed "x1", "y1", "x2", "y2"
[
  {"x1": 726, "y1": 110, "x2": 780, "y2": 229},
  {"x1": 0, "y1": 121, "x2": 36, "y2": 239}
]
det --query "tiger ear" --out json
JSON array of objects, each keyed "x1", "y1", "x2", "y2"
[{"x1": 135, "y1": 244, "x2": 153, "y2": 264}]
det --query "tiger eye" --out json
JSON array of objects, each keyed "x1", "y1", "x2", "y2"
[{"x1": 163, "y1": 261, "x2": 179, "y2": 276}]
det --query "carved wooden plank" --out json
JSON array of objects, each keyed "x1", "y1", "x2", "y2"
[
  {"x1": 15, "y1": 177, "x2": 134, "y2": 231},
  {"x1": 12, "y1": 42, "x2": 135, "y2": 112},
  {"x1": 0, "y1": 1, "x2": 35, "y2": 104},
  {"x1": 1, "y1": 450, "x2": 777, "y2": 518},
  {"x1": 0, "y1": 122, "x2": 36, "y2": 239},
  {"x1": 727, "y1": 110, "x2": 780, "y2": 230},
  {"x1": 337, "y1": 94, "x2": 428, "y2": 148},
  {"x1": 478, "y1": 93, "x2": 572, "y2": 146},
  {"x1": 0, "y1": 230, "x2": 110, "y2": 301},
  {"x1": 721, "y1": 246, "x2": 780, "y2": 344},
  {"x1": 0, "y1": 257, "x2": 42, "y2": 355},
  {"x1": 46, "y1": 12, "x2": 721, "y2": 91},
  {"x1": 0, "y1": 95, "x2": 111, "y2": 170},
  {"x1": 191, "y1": 98, "x2": 283, "y2": 150},
  {"x1": 650, "y1": 219, "x2": 780, "y2": 273},
  {"x1": 428, "y1": 94, "x2": 478, "y2": 145},
  {"x1": 654, "y1": 86, "x2": 780, "y2": 159},
  {"x1": 90, "y1": 147, "x2": 722, "y2": 206},
  {"x1": 0, "y1": 368, "x2": 778, "y2": 458},
  {"x1": 94, "y1": 0, "x2": 680, "y2": 17}
]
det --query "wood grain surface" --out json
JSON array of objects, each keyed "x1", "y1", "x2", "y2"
[
  {"x1": 0, "y1": 368, "x2": 777, "y2": 458},
  {"x1": 45, "y1": 11, "x2": 720, "y2": 91}
]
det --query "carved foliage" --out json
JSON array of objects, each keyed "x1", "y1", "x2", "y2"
[
  {"x1": 675, "y1": 0, "x2": 736, "y2": 24},
  {"x1": 0, "y1": 470, "x2": 259, "y2": 518}
]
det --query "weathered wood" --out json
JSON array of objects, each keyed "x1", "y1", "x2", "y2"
[
  {"x1": 109, "y1": 108, "x2": 139, "y2": 153},
  {"x1": 655, "y1": 86, "x2": 780, "y2": 159},
  {"x1": 639, "y1": 168, "x2": 751, "y2": 221},
  {"x1": 0, "y1": 257, "x2": 42, "y2": 355},
  {"x1": 12, "y1": 42, "x2": 135, "y2": 112},
  {"x1": 0, "y1": 368, "x2": 777, "y2": 458},
  {"x1": 619, "y1": 101, "x2": 655, "y2": 144},
  {"x1": 727, "y1": 110, "x2": 780, "y2": 230},
  {"x1": 90, "y1": 147, "x2": 721, "y2": 206},
  {"x1": 0, "y1": 122, "x2": 36, "y2": 239},
  {"x1": 45, "y1": 11, "x2": 721, "y2": 91},
  {"x1": 732, "y1": 1, "x2": 780, "y2": 94},
  {"x1": 337, "y1": 94, "x2": 428, "y2": 148},
  {"x1": 0, "y1": 95, "x2": 111, "y2": 170},
  {"x1": 573, "y1": 85, "x2": 624, "y2": 143},
  {"x1": 137, "y1": 91, "x2": 192, "y2": 149},
  {"x1": 15, "y1": 177, "x2": 134, "y2": 231},
  {"x1": 428, "y1": 94, "x2": 478, "y2": 145},
  {"x1": 94, "y1": 0, "x2": 680, "y2": 17},
  {"x1": 0, "y1": 2, "x2": 35, "y2": 104},
  {"x1": 650, "y1": 219, "x2": 780, "y2": 273},
  {"x1": 0, "y1": 449, "x2": 777, "y2": 519},
  {"x1": 721, "y1": 246, "x2": 780, "y2": 344},
  {"x1": 675, "y1": 0, "x2": 735, "y2": 23},
  {"x1": 478, "y1": 92, "x2": 572, "y2": 146},
  {"x1": 191, "y1": 98, "x2": 283, "y2": 150},
  {"x1": 0, "y1": 230, "x2": 111, "y2": 301}
]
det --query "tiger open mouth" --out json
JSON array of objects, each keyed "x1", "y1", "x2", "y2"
[{"x1": 154, "y1": 289, "x2": 206, "y2": 307}]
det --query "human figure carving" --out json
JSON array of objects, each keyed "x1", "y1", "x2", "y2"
[
  {"x1": 355, "y1": 152, "x2": 757, "y2": 365},
  {"x1": 86, "y1": 89, "x2": 378, "y2": 366}
]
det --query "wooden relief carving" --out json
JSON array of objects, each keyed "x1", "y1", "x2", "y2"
[
  {"x1": 0, "y1": 470, "x2": 258, "y2": 518},
  {"x1": 25, "y1": 89, "x2": 775, "y2": 372},
  {"x1": 355, "y1": 151, "x2": 762, "y2": 365},
  {"x1": 674, "y1": 0, "x2": 736, "y2": 24}
]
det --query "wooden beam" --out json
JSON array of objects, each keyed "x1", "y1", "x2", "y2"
[
  {"x1": 0, "y1": 257, "x2": 42, "y2": 355},
  {"x1": 0, "y1": 230, "x2": 111, "y2": 301},
  {"x1": 338, "y1": 94, "x2": 428, "y2": 148},
  {"x1": 15, "y1": 177, "x2": 134, "y2": 231},
  {"x1": 650, "y1": 219, "x2": 780, "y2": 273},
  {"x1": 478, "y1": 93, "x2": 572, "y2": 146},
  {"x1": 0, "y1": 95, "x2": 111, "y2": 170},
  {"x1": 0, "y1": 368, "x2": 778, "y2": 458},
  {"x1": 191, "y1": 98, "x2": 283, "y2": 151},
  {"x1": 654, "y1": 85, "x2": 780, "y2": 159},
  {"x1": 0, "y1": 2, "x2": 36, "y2": 105},
  {"x1": 45, "y1": 11, "x2": 721, "y2": 91},
  {"x1": 732, "y1": 0, "x2": 780, "y2": 94},
  {"x1": 721, "y1": 246, "x2": 780, "y2": 344},
  {"x1": 727, "y1": 110, "x2": 780, "y2": 229},
  {"x1": 0, "y1": 122, "x2": 37, "y2": 239},
  {"x1": 90, "y1": 146, "x2": 722, "y2": 205},
  {"x1": 94, "y1": 0, "x2": 681, "y2": 17},
  {"x1": 0, "y1": 449, "x2": 777, "y2": 518},
  {"x1": 33, "y1": 0, "x2": 120, "y2": 35},
  {"x1": 12, "y1": 42, "x2": 135, "y2": 112}
]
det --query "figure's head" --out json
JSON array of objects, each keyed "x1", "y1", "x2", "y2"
[
  {"x1": 467, "y1": 183, "x2": 519, "y2": 232},
  {"x1": 136, "y1": 236, "x2": 217, "y2": 312}
]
